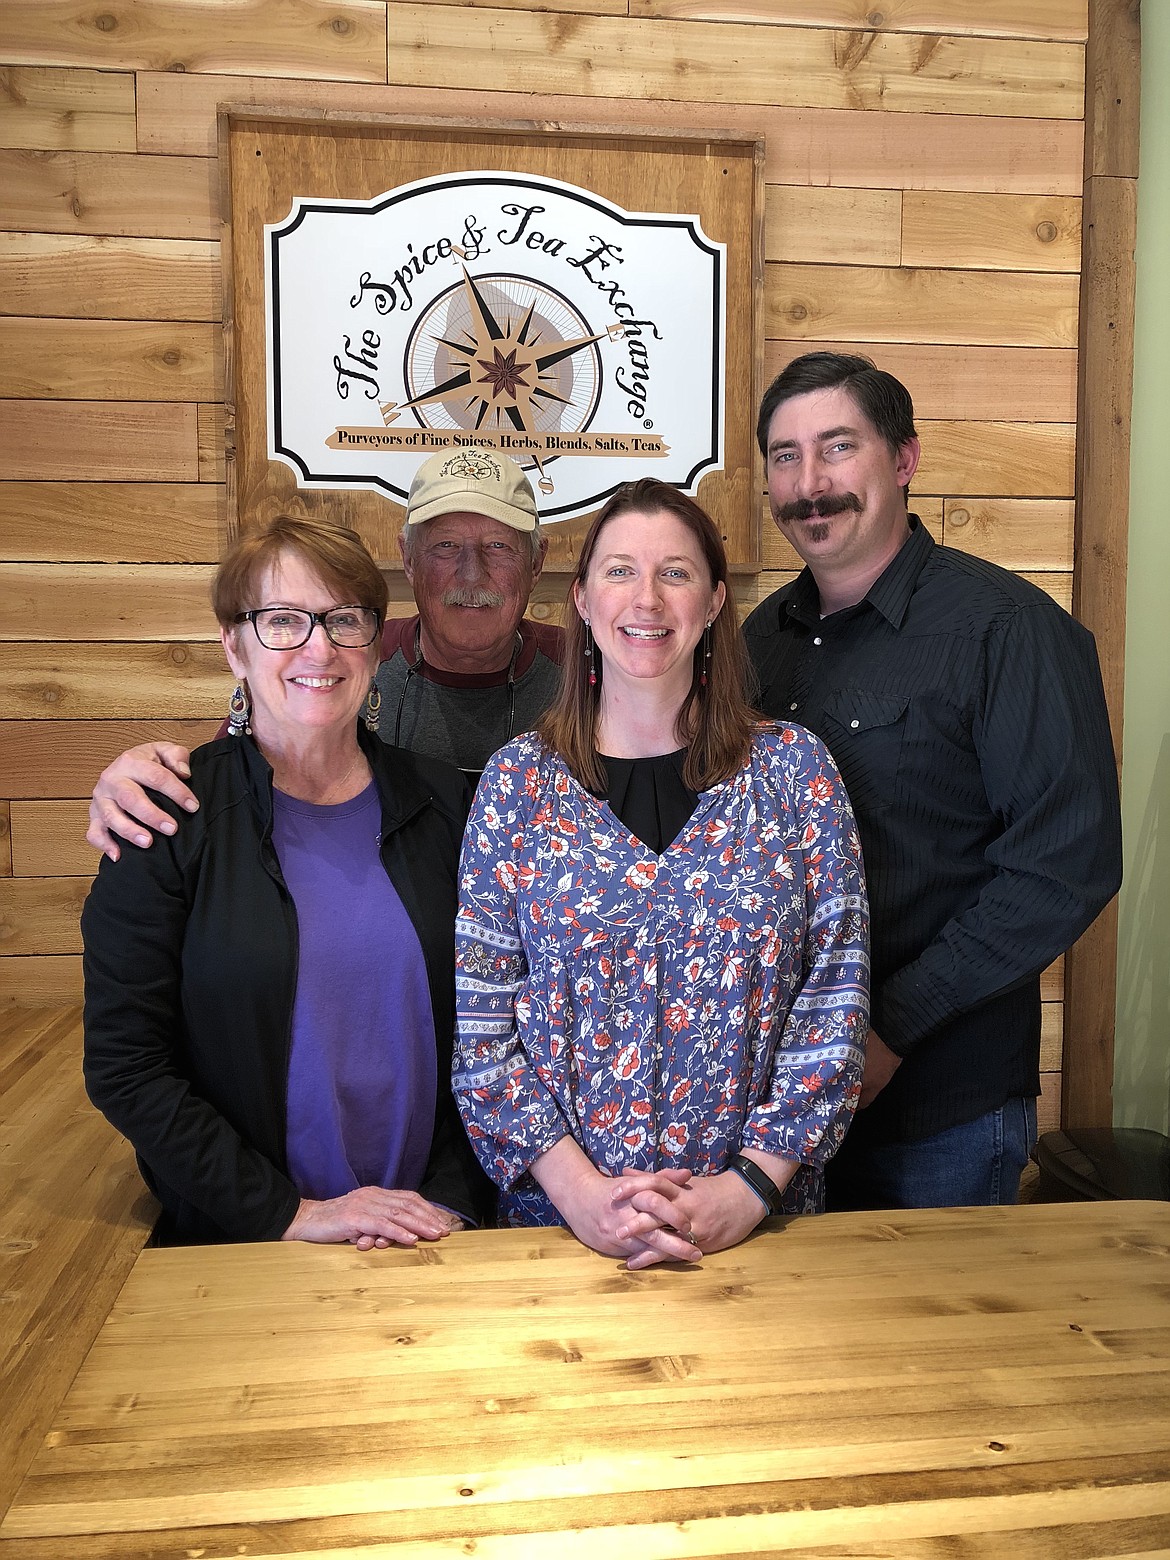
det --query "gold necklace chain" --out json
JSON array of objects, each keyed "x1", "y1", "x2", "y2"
[
  {"x1": 318, "y1": 750, "x2": 366, "y2": 805},
  {"x1": 275, "y1": 748, "x2": 367, "y2": 806}
]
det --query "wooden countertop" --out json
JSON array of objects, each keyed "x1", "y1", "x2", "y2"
[
  {"x1": 0, "y1": 1005, "x2": 155, "y2": 1519},
  {"x1": 2, "y1": 1199, "x2": 1169, "y2": 1556}
]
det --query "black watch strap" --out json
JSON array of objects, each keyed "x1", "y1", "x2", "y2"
[{"x1": 728, "y1": 1152, "x2": 782, "y2": 1214}]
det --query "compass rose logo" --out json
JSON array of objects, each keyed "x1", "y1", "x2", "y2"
[
  {"x1": 267, "y1": 170, "x2": 725, "y2": 523},
  {"x1": 381, "y1": 266, "x2": 623, "y2": 491}
]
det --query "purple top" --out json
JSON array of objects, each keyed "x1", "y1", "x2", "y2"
[{"x1": 273, "y1": 781, "x2": 438, "y2": 1201}]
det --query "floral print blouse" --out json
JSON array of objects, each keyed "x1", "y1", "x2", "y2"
[{"x1": 454, "y1": 727, "x2": 869, "y2": 1224}]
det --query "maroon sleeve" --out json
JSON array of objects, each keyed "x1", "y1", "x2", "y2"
[{"x1": 380, "y1": 615, "x2": 417, "y2": 664}]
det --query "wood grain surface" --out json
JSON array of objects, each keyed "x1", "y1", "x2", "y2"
[
  {"x1": 0, "y1": 0, "x2": 388, "y2": 83},
  {"x1": 0, "y1": 1005, "x2": 155, "y2": 1517},
  {"x1": 387, "y1": 8, "x2": 1085, "y2": 118},
  {"x1": 627, "y1": 1, "x2": 1089, "y2": 39},
  {"x1": 763, "y1": 341, "x2": 1078, "y2": 421},
  {"x1": 2, "y1": 1201, "x2": 1168, "y2": 1553},
  {"x1": 0, "y1": 482, "x2": 224, "y2": 563},
  {"x1": 136, "y1": 72, "x2": 1086, "y2": 192},
  {"x1": 0, "y1": 66, "x2": 136, "y2": 153},
  {"x1": 0, "y1": 234, "x2": 221, "y2": 322}
]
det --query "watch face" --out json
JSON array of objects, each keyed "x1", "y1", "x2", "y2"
[{"x1": 403, "y1": 272, "x2": 602, "y2": 447}]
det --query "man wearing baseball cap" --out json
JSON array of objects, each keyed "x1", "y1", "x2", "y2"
[
  {"x1": 379, "y1": 446, "x2": 562, "y2": 780},
  {"x1": 86, "y1": 448, "x2": 565, "y2": 856}
]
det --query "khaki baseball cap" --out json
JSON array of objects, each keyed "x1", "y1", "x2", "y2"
[{"x1": 405, "y1": 446, "x2": 538, "y2": 533}]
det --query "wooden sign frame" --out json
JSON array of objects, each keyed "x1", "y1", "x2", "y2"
[{"x1": 217, "y1": 108, "x2": 764, "y2": 572}]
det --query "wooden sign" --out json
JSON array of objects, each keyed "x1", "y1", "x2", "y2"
[{"x1": 218, "y1": 109, "x2": 763, "y2": 570}]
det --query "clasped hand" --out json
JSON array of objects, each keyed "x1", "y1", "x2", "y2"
[
  {"x1": 282, "y1": 1186, "x2": 462, "y2": 1251},
  {"x1": 565, "y1": 1164, "x2": 700, "y2": 1270},
  {"x1": 610, "y1": 1165, "x2": 769, "y2": 1266}
]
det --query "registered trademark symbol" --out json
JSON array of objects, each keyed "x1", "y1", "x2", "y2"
[{"x1": 644, "y1": 419, "x2": 652, "y2": 429}]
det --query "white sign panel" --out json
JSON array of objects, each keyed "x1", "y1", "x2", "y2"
[{"x1": 266, "y1": 171, "x2": 726, "y2": 524}]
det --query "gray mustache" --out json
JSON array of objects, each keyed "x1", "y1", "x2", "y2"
[{"x1": 442, "y1": 589, "x2": 506, "y2": 608}]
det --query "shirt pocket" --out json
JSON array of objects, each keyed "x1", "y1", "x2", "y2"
[{"x1": 821, "y1": 689, "x2": 908, "y2": 815}]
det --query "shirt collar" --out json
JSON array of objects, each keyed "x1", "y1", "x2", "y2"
[{"x1": 784, "y1": 514, "x2": 932, "y2": 631}]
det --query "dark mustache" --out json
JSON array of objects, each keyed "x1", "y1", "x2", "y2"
[{"x1": 777, "y1": 493, "x2": 863, "y2": 523}]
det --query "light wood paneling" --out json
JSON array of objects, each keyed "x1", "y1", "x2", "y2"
[
  {"x1": 0, "y1": 482, "x2": 224, "y2": 562},
  {"x1": 628, "y1": 2, "x2": 1088, "y2": 41},
  {"x1": 197, "y1": 403, "x2": 225, "y2": 483},
  {"x1": 387, "y1": 8, "x2": 1085, "y2": 118},
  {"x1": 0, "y1": 66, "x2": 135, "y2": 153},
  {"x1": 765, "y1": 186, "x2": 901, "y2": 265},
  {"x1": 0, "y1": 234, "x2": 221, "y2": 321},
  {"x1": 0, "y1": 878, "x2": 88, "y2": 955},
  {"x1": 943, "y1": 498, "x2": 1074, "y2": 569},
  {"x1": 764, "y1": 341, "x2": 1077, "y2": 422},
  {"x1": 1037, "y1": 1070, "x2": 1061, "y2": 1133},
  {"x1": 0, "y1": 802, "x2": 10, "y2": 878},
  {"x1": 425, "y1": 0, "x2": 627, "y2": 10},
  {"x1": 0, "y1": 149, "x2": 217, "y2": 239},
  {"x1": 0, "y1": 955, "x2": 81, "y2": 1003},
  {"x1": 916, "y1": 420, "x2": 1076, "y2": 496},
  {"x1": 901, "y1": 192, "x2": 1081, "y2": 271},
  {"x1": 0, "y1": 645, "x2": 229, "y2": 720},
  {"x1": 0, "y1": 0, "x2": 387, "y2": 84},
  {"x1": 135, "y1": 72, "x2": 1085, "y2": 195},
  {"x1": 1041, "y1": 999, "x2": 1063, "y2": 1071},
  {"x1": 1041, "y1": 957, "x2": 1064, "y2": 1001},
  {"x1": 767, "y1": 264, "x2": 1079, "y2": 347},
  {"x1": 0, "y1": 320, "x2": 221, "y2": 401},
  {"x1": 0, "y1": 401, "x2": 199, "y2": 482},
  {"x1": 0, "y1": 720, "x2": 220, "y2": 798},
  {"x1": 0, "y1": 565, "x2": 219, "y2": 642},
  {"x1": 10, "y1": 802, "x2": 95, "y2": 877}
]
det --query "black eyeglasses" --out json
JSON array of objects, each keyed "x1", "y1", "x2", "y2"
[{"x1": 235, "y1": 606, "x2": 382, "y2": 650}]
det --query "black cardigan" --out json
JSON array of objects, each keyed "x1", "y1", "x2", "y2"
[{"x1": 82, "y1": 728, "x2": 490, "y2": 1243}]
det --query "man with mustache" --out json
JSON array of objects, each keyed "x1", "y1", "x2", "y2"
[
  {"x1": 87, "y1": 447, "x2": 562, "y2": 856},
  {"x1": 377, "y1": 447, "x2": 559, "y2": 783},
  {"x1": 744, "y1": 351, "x2": 1122, "y2": 1211}
]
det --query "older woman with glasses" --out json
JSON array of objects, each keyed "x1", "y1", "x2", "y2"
[{"x1": 83, "y1": 515, "x2": 486, "y2": 1247}]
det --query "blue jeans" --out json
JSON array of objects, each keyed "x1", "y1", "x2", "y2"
[{"x1": 825, "y1": 1097, "x2": 1038, "y2": 1212}]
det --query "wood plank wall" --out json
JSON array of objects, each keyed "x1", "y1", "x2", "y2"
[{"x1": 0, "y1": 0, "x2": 1099, "y2": 1128}]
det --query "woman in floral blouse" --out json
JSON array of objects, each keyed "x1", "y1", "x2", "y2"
[{"x1": 454, "y1": 480, "x2": 868, "y2": 1267}]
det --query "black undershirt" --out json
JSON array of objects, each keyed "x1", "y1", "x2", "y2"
[{"x1": 599, "y1": 749, "x2": 698, "y2": 855}]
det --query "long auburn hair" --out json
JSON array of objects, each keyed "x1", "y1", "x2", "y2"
[{"x1": 537, "y1": 479, "x2": 756, "y2": 793}]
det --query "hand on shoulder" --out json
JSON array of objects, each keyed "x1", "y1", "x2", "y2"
[{"x1": 87, "y1": 742, "x2": 198, "y2": 861}]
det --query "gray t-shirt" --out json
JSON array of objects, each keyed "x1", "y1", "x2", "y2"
[{"x1": 375, "y1": 617, "x2": 564, "y2": 780}]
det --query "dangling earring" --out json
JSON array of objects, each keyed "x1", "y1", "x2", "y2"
[
  {"x1": 584, "y1": 621, "x2": 597, "y2": 688},
  {"x1": 227, "y1": 681, "x2": 251, "y2": 737},
  {"x1": 699, "y1": 622, "x2": 713, "y2": 688},
  {"x1": 363, "y1": 678, "x2": 382, "y2": 735}
]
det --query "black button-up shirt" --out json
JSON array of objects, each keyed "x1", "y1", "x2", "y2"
[{"x1": 743, "y1": 518, "x2": 1122, "y2": 1141}]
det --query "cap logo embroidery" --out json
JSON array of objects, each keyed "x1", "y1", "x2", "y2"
[{"x1": 442, "y1": 451, "x2": 500, "y2": 484}]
